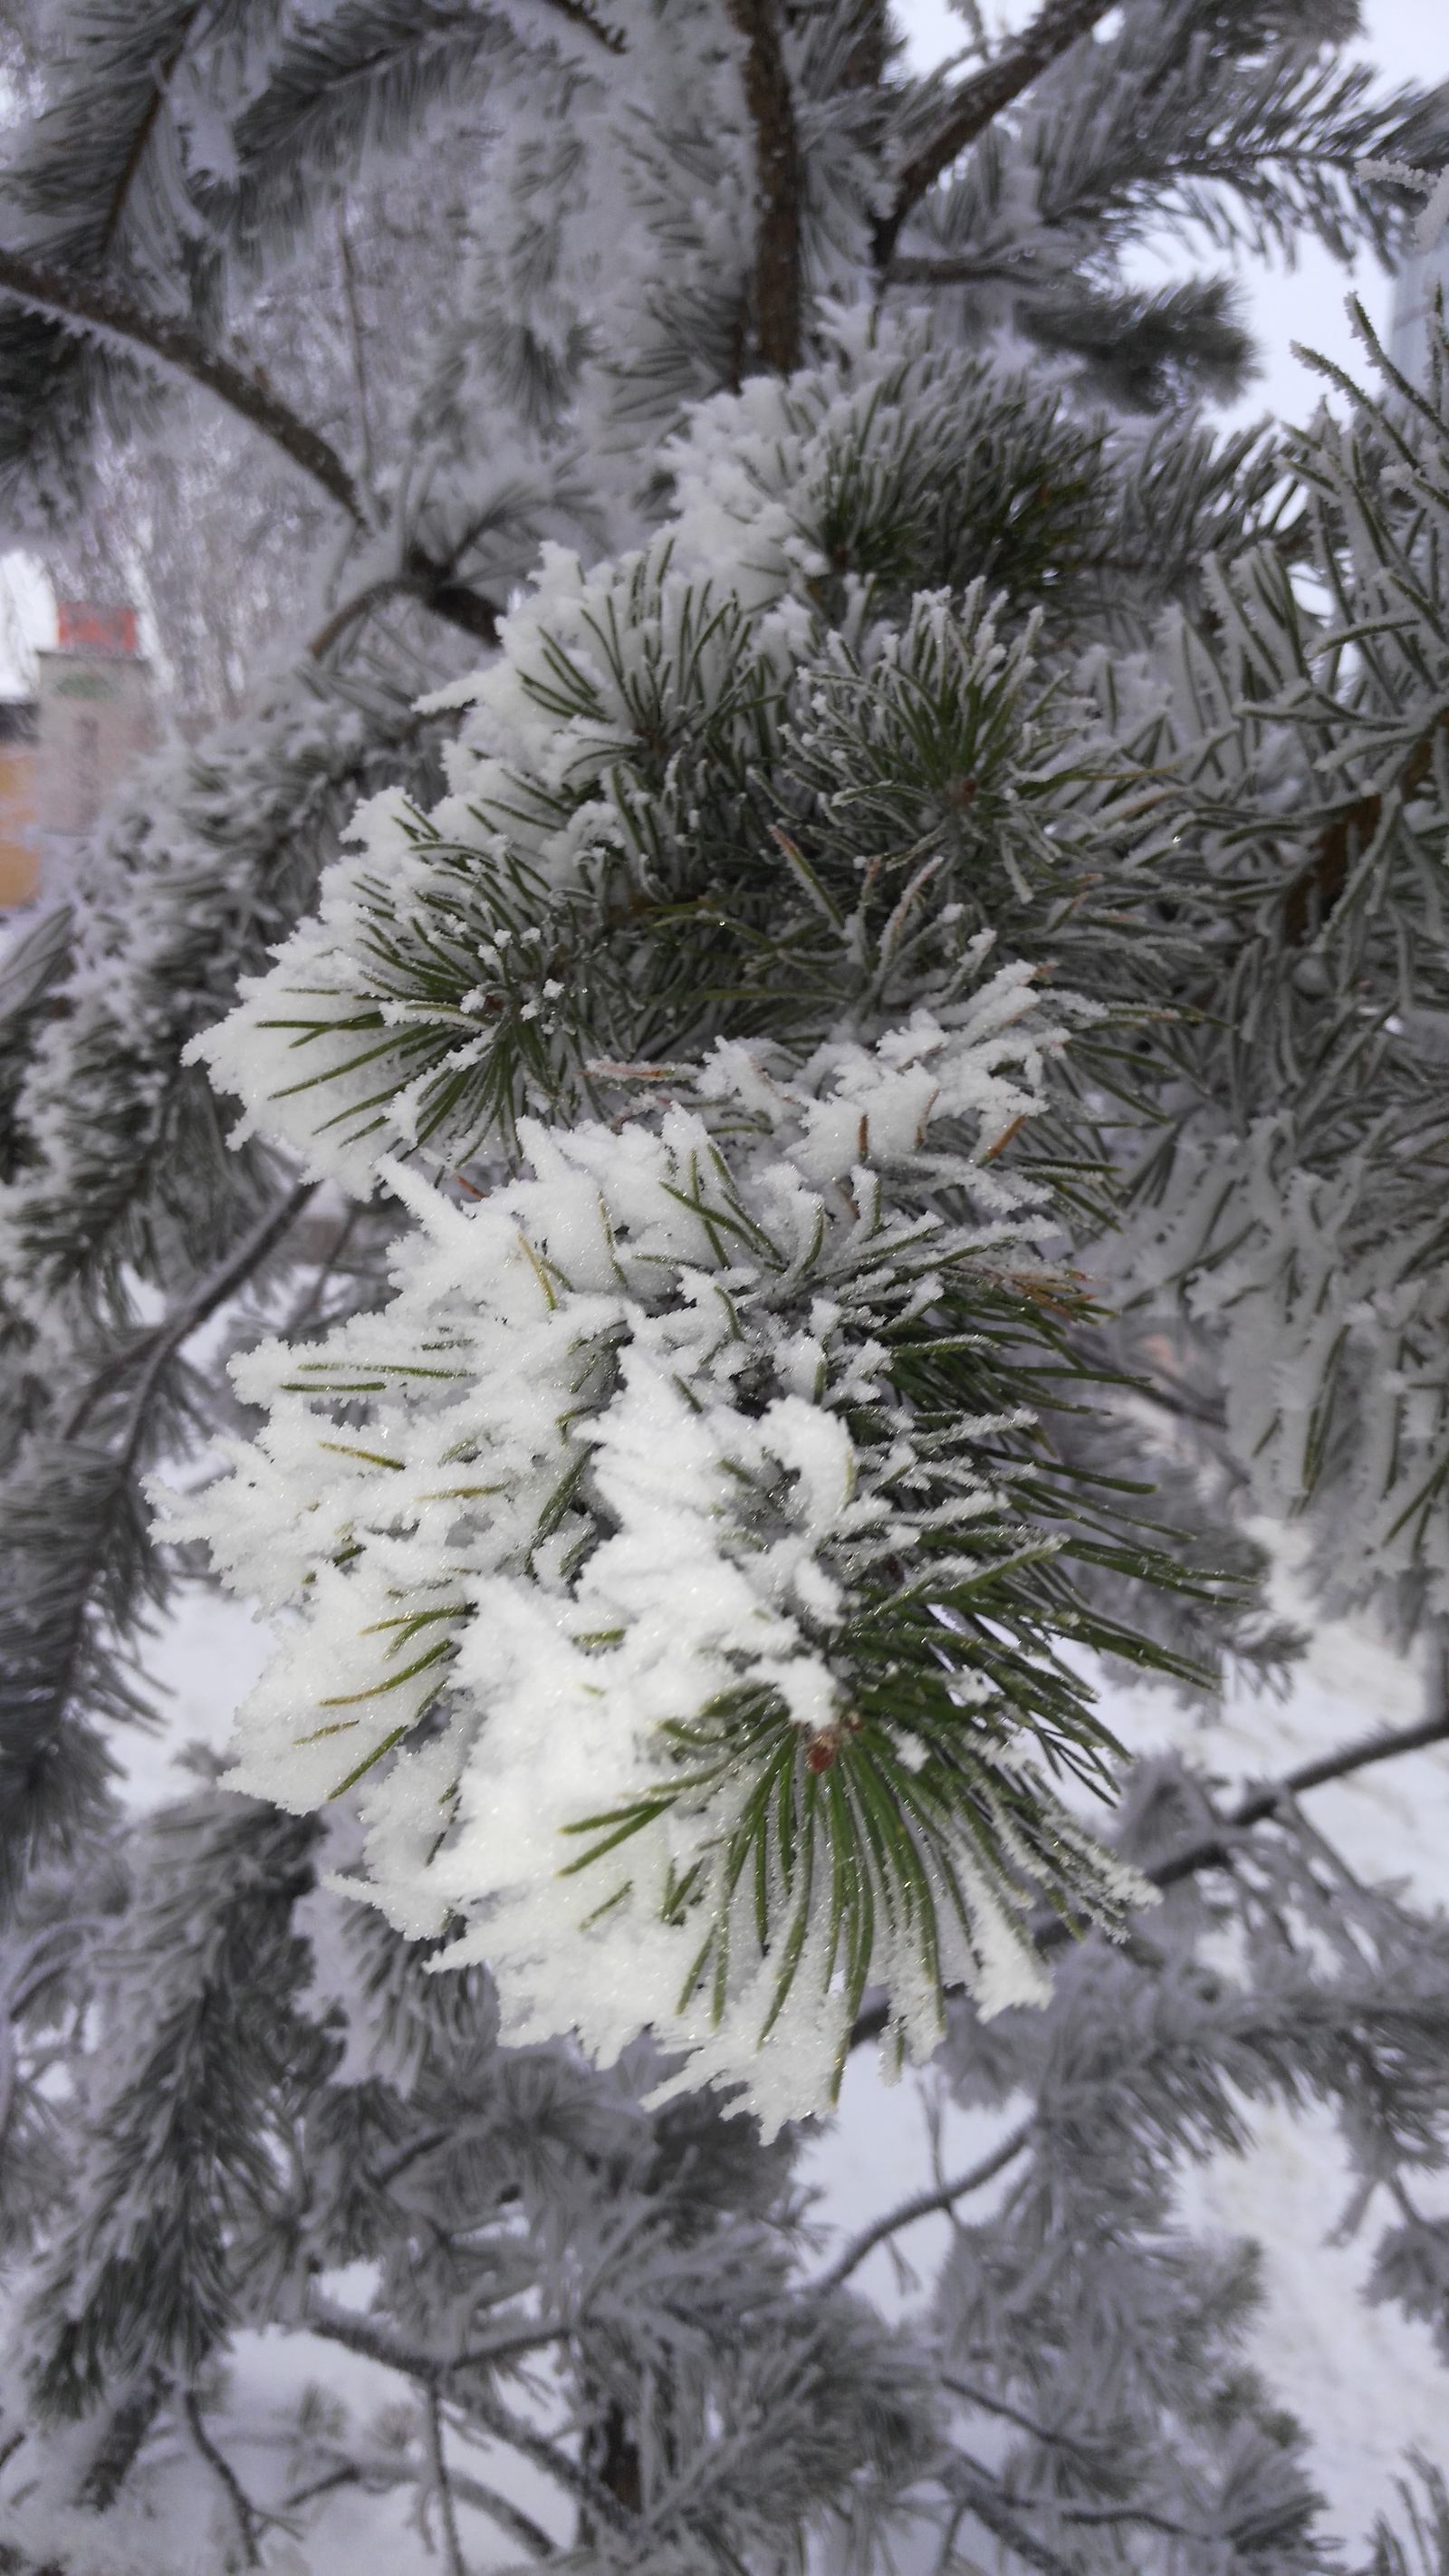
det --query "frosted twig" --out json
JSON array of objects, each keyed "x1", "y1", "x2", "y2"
[
  {"x1": 875, "y1": 0, "x2": 1119, "y2": 267},
  {"x1": 184, "y1": 2388, "x2": 261, "y2": 2568},
  {"x1": 811, "y1": 2118, "x2": 1032, "y2": 2292},
  {"x1": 304, "y1": 2302, "x2": 629, "y2": 2532},
  {"x1": 940, "y1": 2449, "x2": 1085, "y2": 2576},
  {"x1": 424, "y1": 2379, "x2": 468, "y2": 2576},
  {"x1": 61, "y1": 1179, "x2": 318, "y2": 1448}
]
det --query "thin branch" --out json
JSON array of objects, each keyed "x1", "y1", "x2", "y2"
[
  {"x1": 309, "y1": 562, "x2": 500, "y2": 662},
  {"x1": 302, "y1": 2297, "x2": 441, "y2": 2379},
  {"x1": 424, "y1": 2379, "x2": 468, "y2": 2576},
  {"x1": 940, "y1": 2451, "x2": 1086, "y2": 2576},
  {"x1": 303, "y1": 2302, "x2": 623, "y2": 2527},
  {"x1": 336, "y1": 207, "x2": 376, "y2": 503},
  {"x1": 1142, "y1": 1703, "x2": 1449, "y2": 1898},
  {"x1": 62, "y1": 1179, "x2": 318, "y2": 1447},
  {"x1": 940, "y1": 2376, "x2": 1109, "y2": 2472},
  {"x1": 444, "y1": 2456, "x2": 558, "y2": 2559},
  {"x1": 184, "y1": 2389, "x2": 261, "y2": 2568},
  {"x1": 369, "y1": 2121, "x2": 455, "y2": 2189},
  {"x1": 723, "y1": 0, "x2": 801, "y2": 373},
  {"x1": 0, "y1": 246, "x2": 367, "y2": 521},
  {"x1": 96, "y1": 5, "x2": 209, "y2": 264},
  {"x1": 0, "y1": 249, "x2": 504, "y2": 647},
  {"x1": 279, "y1": 2450, "x2": 556, "y2": 2557},
  {"x1": 812, "y1": 2119, "x2": 1033, "y2": 2293},
  {"x1": 874, "y1": 0, "x2": 1118, "y2": 268},
  {"x1": 458, "y1": 2389, "x2": 636, "y2": 2536}
]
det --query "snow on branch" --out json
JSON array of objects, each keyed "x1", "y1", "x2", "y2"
[
  {"x1": 874, "y1": 0, "x2": 1118, "y2": 268},
  {"x1": 168, "y1": 989, "x2": 1156, "y2": 2129}
]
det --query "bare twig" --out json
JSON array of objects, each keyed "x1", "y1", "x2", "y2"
[
  {"x1": 303, "y1": 2301, "x2": 619, "y2": 2527},
  {"x1": 941, "y1": 2450, "x2": 1086, "y2": 2576},
  {"x1": 875, "y1": 0, "x2": 1118, "y2": 268},
  {"x1": 723, "y1": 0, "x2": 802, "y2": 373},
  {"x1": 812, "y1": 2119, "x2": 1032, "y2": 2292},
  {"x1": 184, "y1": 2389, "x2": 261, "y2": 2568},
  {"x1": 424, "y1": 2380, "x2": 468, "y2": 2576},
  {"x1": 1141, "y1": 1703, "x2": 1449, "y2": 1898},
  {"x1": 62, "y1": 1179, "x2": 318, "y2": 1447}
]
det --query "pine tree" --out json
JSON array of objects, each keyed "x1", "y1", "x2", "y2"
[{"x1": 3, "y1": 1, "x2": 1449, "y2": 2568}]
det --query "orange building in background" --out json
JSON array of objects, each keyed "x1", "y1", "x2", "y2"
[
  {"x1": 0, "y1": 702, "x2": 39, "y2": 908},
  {"x1": 0, "y1": 602, "x2": 154, "y2": 911}
]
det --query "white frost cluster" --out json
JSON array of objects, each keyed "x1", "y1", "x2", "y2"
[{"x1": 167, "y1": 980, "x2": 1119, "y2": 2129}]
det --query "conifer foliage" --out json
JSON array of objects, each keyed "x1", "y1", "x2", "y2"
[{"x1": 2, "y1": 0, "x2": 1449, "y2": 2568}]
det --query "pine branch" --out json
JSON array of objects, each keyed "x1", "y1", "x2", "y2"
[
  {"x1": 93, "y1": 3, "x2": 209, "y2": 266},
  {"x1": 873, "y1": 0, "x2": 1118, "y2": 267},
  {"x1": 723, "y1": 0, "x2": 802, "y2": 373},
  {"x1": 2, "y1": 1183, "x2": 318, "y2": 1908},
  {"x1": 73, "y1": 2370, "x2": 170, "y2": 2511},
  {"x1": 812, "y1": 2119, "x2": 1033, "y2": 2292},
  {"x1": 0, "y1": 247, "x2": 365, "y2": 516}
]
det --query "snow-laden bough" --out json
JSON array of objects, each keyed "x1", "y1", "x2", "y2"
[{"x1": 161, "y1": 976, "x2": 1149, "y2": 2131}]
